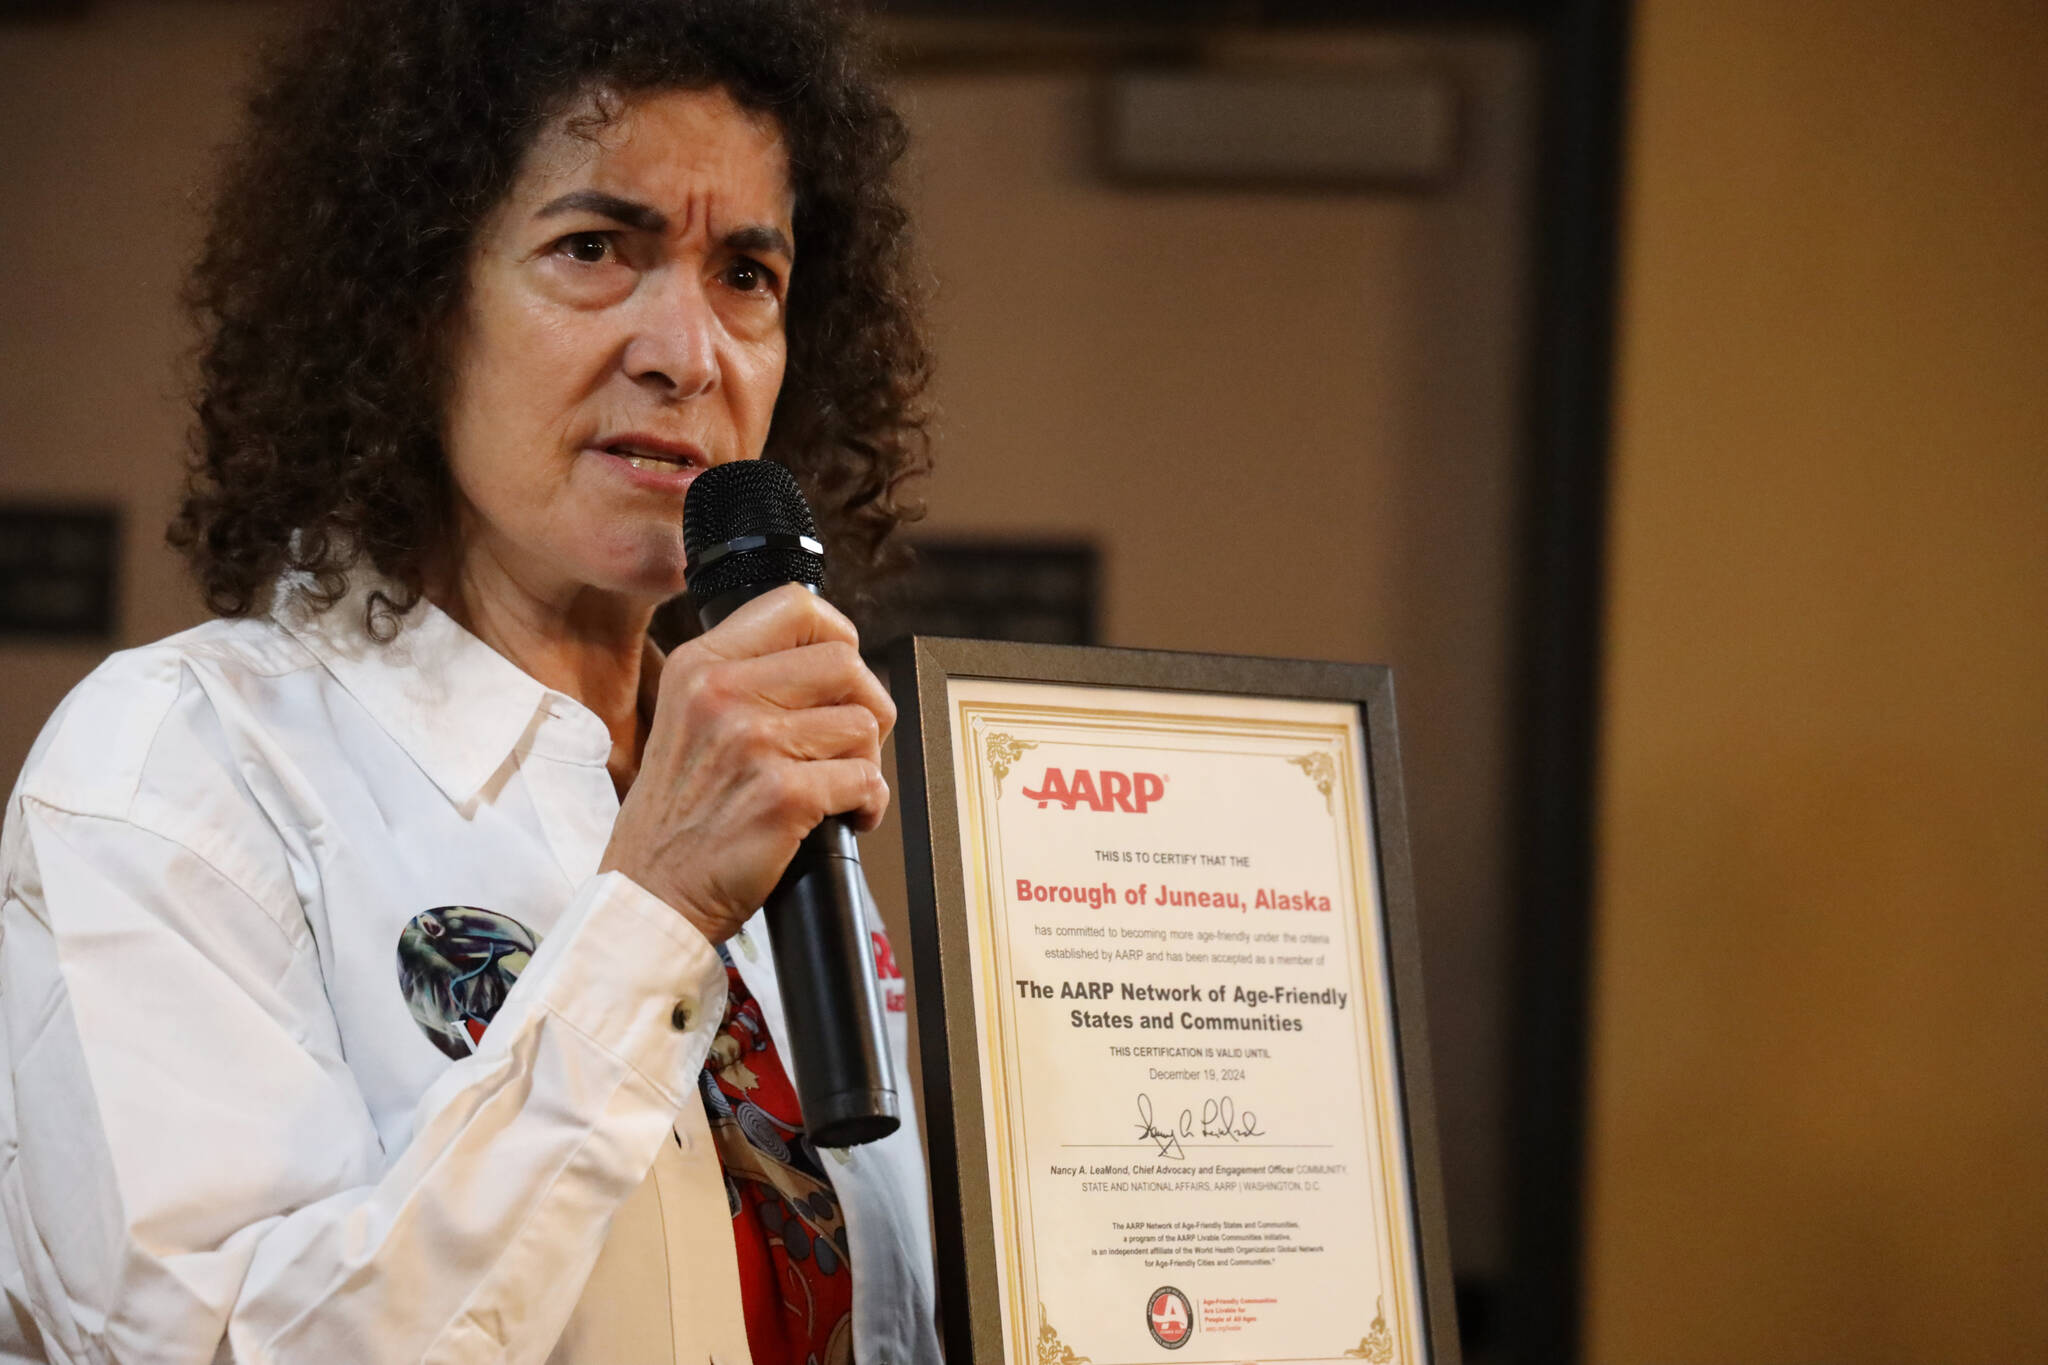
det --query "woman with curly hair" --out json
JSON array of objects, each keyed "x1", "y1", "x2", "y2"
[{"x1": 0, "y1": 1, "x2": 937, "y2": 1362}]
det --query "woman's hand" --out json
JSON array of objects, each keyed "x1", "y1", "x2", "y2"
[{"x1": 599, "y1": 584, "x2": 895, "y2": 944}]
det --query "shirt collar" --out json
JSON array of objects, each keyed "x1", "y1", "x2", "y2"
[{"x1": 273, "y1": 573, "x2": 573, "y2": 805}]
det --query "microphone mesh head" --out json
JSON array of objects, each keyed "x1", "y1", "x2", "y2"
[{"x1": 682, "y1": 460, "x2": 825, "y2": 601}]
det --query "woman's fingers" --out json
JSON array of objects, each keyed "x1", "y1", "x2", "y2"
[
  {"x1": 605, "y1": 583, "x2": 895, "y2": 939},
  {"x1": 680, "y1": 582, "x2": 860, "y2": 663},
  {"x1": 798, "y1": 756, "x2": 892, "y2": 832},
  {"x1": 775, "y1": 702, "x2": 884, "y2": 763},
  {"x1": 663, "y1": 599, "x2": 893, "y2": 744},
  {"x1": 724, "y1": 641, "x2": 895, "y2": 729}
]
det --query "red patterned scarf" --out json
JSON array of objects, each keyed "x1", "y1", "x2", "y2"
[{"x1": 699, "y1": 947, "x2": 857, "y2": 1365}]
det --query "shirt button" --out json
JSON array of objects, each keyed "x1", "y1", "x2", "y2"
[{"x1": 671, "y1": 1001, "x2": 692, "y2": 1030}]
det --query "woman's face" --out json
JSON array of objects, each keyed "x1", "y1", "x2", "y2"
[{"x1": 440, "y1": 86, "x2": 794, "y2": 612}]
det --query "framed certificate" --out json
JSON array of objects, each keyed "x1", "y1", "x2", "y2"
[{"x1": 888, "y1": 638, "x2": 1461, "y2": 1365}]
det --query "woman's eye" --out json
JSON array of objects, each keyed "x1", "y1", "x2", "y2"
[
  {"x1": 724, "y1": 259, "x2": 777, "y2": 294},
  {"x1": 554, "y1": 232, "x2": 614, "y2": 264}
]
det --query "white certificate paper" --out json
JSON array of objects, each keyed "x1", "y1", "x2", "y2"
[{"x1": 946, "y1": 677, "x2": 1426, "y2": 1365}]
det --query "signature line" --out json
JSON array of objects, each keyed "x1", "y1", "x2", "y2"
[{"x1": 1058, "y1": 1143, "x2": 1336, "y2": 1149}]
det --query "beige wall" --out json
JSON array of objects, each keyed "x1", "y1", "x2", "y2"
[
  {"x1": 1, "y1": 2, "x2": 287, "y2": 772},
  {"x1": 1585, "y1": 1, "x2": 2048, "y2": 1360}
]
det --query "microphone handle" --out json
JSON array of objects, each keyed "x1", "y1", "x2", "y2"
[
  {"x1": 765, "y1": 820, "x2": 901, "y2": 1148},
  {"x1": 697, "y1": 578, "x2": 900, "y2": 1148}
]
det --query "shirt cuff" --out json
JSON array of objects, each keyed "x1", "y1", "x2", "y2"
[{"x1": 482, "y1": 870, "x2": 728, "y2": 1109}]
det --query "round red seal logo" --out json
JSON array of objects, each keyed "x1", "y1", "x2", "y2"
[{"x1": 1146, "y1": 1286, "x2": 1193, "y2": 1350}]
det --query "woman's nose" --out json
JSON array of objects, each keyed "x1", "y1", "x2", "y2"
[{"x1": 621, "y1": 274, "x2": 719, "y2": 400}]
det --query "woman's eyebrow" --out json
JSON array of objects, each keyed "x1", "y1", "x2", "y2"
[
  {"x1": 532, "y1": 192, "x2": 791, "y2": 261},
  {"x1": 725, "y1": 224, "x2": 794, "y2": 262},
  {"x1": 534, "y1": 189, "x2": 666, "y2": 231}
]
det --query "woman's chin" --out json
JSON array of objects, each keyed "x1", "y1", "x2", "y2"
[
  {"x1": 620, "y1": 566, "x2": 692, "y2": 608},
  {"x1": 557, "y1": 547, "x2": 689, "y2": 612}
]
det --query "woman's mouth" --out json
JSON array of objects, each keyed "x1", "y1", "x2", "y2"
[
  {"x1": 601, "y1": 440, "x2": 701, "y2": 472},
  {"x1": 614, "y1": 450, "x2": 687, "y2": 472},
  {"x1": 592, "y1": 435, "x2": 713, "y2": 491},
  {"x1": 590, "y1": 437, "x2": 709, "y2": 493}
]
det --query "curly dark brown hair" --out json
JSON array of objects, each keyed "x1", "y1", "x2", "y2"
[{"x1": 170, "y1": 0, "x2": 929, "y2": 643}]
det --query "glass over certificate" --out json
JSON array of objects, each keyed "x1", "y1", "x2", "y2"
[{"x1": 893, "y1": 642, "x2": 1455, "y2": 1365}]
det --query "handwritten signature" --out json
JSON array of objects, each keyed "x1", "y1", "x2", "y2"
[{"x1": 1133, "y1": 1092, "x2": 1267, "y2": 1160}]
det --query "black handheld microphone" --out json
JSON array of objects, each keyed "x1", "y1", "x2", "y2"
[{"x1": 681, "y1": 460, "x2": 901, "y2": 1148}]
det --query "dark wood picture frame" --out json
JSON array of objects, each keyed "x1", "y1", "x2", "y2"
[{"x1": 888, "y1": 635, "x2": 1464, "y2": 1365}]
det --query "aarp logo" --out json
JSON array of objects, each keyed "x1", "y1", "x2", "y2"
[
  {"x1": 1146, "y1": 1286, "x2": 1193, "y2": 1349},
  {"x1": 1019, "y1": 767, "x2": 1164, "y2": 813}
]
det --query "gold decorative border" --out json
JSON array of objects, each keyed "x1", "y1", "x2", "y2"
[
  {"x1": 1039, "y1": 1305, "x2": 1092, "y2": 1365},
  {"x1": 985, "y1": 733, "x2": 1038, "y2": 797},
  {"x1": 1344, "y1": 1299, "x2": 1395, "y2": 1363},
  {"x1": 1288, "y1": 751, "x2": 1337, "y2": 811}
]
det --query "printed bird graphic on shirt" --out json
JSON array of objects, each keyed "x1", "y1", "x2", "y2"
[{"x1": 396, "y1": 905, "x2": 539, "y2": 1060}]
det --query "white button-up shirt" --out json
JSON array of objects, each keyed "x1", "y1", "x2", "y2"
[{"x1": 0, "y1": 583, "x2": 939, "y2": 1365}]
